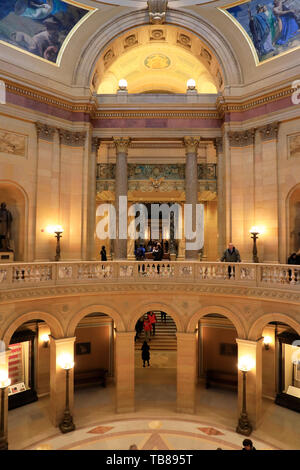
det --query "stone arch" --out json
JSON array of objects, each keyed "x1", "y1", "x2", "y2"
[
  {"x1": 2, "y1": 311, "x2": 64, "y2": 347},
  {"x1": 0, "y1": 180, "x2": 29, "y2": 261},
  {"x1": 72, "y1": 9, "x2": 242, "y2": 89},
  {"x1": 66, "y1": 304, "x2": 126, "y2": 337},
  {"x1": 186, "y1": 305, "x2": 246, "y2": 338},
  {"x1": 249, "y1": 313, "x2": 300, "y2": 340},
  {"x1": 128, "y1": 301, "x2": 184, "y2": 332}
]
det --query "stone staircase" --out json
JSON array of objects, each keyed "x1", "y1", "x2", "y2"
[{"x1": 135, "y1": 313, "x2": 177, "y2": 350}]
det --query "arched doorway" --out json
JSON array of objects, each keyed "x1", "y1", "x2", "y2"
[
  {"x1": 6, "y1": 318, "x2": 54, "y2": 449},
  {"x1": 196, "y1": 313, "x2": 238, "y2": 425},
  {"x1": 134, "y1": 310, "x2": 177, "y2": 411},
  {"x1": 73, "y1": 312, "x2": 115, "y2": 421}
]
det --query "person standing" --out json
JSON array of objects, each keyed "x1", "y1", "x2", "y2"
[
  {"x1": 161, "y1": 311, "x2": 167, "y2": 323},
  {"x1": 141, "y1": 340, "x2": 150, "y2": 367},
  {"x1": 143, "y1": 314, "x2": 152, "y2": 342},
  {"x1": 149, "y1": 311, "x2": 157, "y2": 336},
  {"x1": 220, "y1": 242, "x2": 241, "y2": 278},
  {"x1": 100, "y1": 245, "x2": 107, "y2": 261}
]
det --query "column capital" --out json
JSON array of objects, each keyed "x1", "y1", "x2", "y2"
[
  {"x1": 258, "y1": 122, "x2": 279, "y2": 141},
  {"x1": 113, "y1": 137, "x2": 131, "y2": 154},
  {"x1": 36, "y1": 122, "x2": 56, "y2": 142},
  {"x1": 236, "y1": 338, "x2": 263, "y2": 347},
  {"x1": 59, "y1": 129, "x2": 87, "y2": 147},
  {"x1": 51, "y1": 336, "x2": 76, "y2": 345},
  {"x1": 228, "y1": 128, "x2": 255, "y2": 147},
  {"x1": 183, "y1": 136, "x2": 200, "y2": 154},
  {"x1": 91, "y1": 137, "x2": 101, "y2": 152}
]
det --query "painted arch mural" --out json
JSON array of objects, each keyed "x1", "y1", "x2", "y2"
[
  {"x1": 0, "y1": 0, "x2": 94, "y2": 64},
  {"x1": 222, "y1": 0, "x2": 300, "y2": 63}
]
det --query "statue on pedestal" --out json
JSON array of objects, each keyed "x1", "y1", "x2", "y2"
[{"x1": 0, "y1": 202, "x2": 13, "y2": 251}]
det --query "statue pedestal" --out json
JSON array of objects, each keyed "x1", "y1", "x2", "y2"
[
  {"x1": 170, "y1": 253, "x2": 177, "y2": 262},
  {"x1": 0, "y1": 252, "x2": 14, "y2": 263}
]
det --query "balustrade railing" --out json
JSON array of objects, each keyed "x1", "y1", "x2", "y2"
[{"x1": 0, "y1": 261, "x2": 299, "y2": 291}]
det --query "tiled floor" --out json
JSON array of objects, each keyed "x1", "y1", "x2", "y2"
[{"x1": 7, "y1": 368, "x2": 300, "y2": 450}]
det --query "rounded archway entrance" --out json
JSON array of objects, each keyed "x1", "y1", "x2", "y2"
[
  {"x1": 73, "y1": 312, "x2": 115, "y2": 421},
  {"x1": 134, "y1": 310, "x2": 177, "y2": 411}
]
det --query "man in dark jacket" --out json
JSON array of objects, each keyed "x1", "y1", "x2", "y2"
[
  {"x1": 220, "y1": 243, "x2": 241, "y2": 279},
  {"x1": 220, "y1": 243, "x2": 241, "y2": 262}
]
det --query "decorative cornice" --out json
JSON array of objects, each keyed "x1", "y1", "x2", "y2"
[
  {"x1": 228, "y1": 129, "x2": 255, "y2": 147},
  {"x1": 1, "y1": 282, "x2": 300, "y2": 305},
  {"x1": 217, "y1": 85, "x2": 297, "y2": 114},
  {"x1": 93, "y1": 111, "x2": 220, "y2": 119},
  {"x1": 183, "y1": 136, "x2": 201, "y2": 154},
  {"x1": 258, "y1": 122, "x2": 279, "y2": 141},
  {"x1": 113, "y1": 137, "x2": 131, "y2": 154},
  {"x1": 59, "y1": 129, "x2": 87, "y2": 147},
  {"x1": 35, "y1": 122, "x2": 56, "y2": 142},
  {"x1": 4, "y1": 79, "x2": 95, "y2": 114}
]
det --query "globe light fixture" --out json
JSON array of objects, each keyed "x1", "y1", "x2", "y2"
[
  {"x1": 187, "y1": 78, "x2": 196, "y2": 90},
  {"x1": 118, "y1": 79, "x2": 128, "y2": 91},
  {"x1": 236, "y1": 355, "x2": 254, "y2": 436},
  {"x1": 58, "y1": 353, "x2": 75, "y2": 434}
]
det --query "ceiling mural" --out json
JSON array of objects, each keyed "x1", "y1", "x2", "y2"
[
  {"x1": 0, "y1": 0, "x2": 95, "y2": 65},
  {"x1": 221, "y1": 0, "x2": 300, "y2": 64}
]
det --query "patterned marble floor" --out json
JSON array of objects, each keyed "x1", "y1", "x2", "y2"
[{"x1": 25, "y1": 417, "x2": 278, "y2": 450}]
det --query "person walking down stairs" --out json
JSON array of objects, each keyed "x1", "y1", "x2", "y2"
[
  {"x1": 143, "y1": 314, "x2": 152, "y2": 342},
  {"x1": 149, "y1": 311, "x2": 157, "y2": 336},
  {"x1": 141, "y1": 341, "x2": 150, "y2": 367}
]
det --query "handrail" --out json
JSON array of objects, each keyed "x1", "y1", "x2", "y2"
[{"x1": 0, "y1": 261, "x2": 299, "y2": 290}]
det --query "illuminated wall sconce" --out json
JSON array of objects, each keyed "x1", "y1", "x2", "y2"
[
  {"x1": 40, "y1": 333, "x2": 50, "y2": 348},
  {"x1": 118, "y1": 79, "x2": 128, "y2": 93},
  {"x1": 236, "y1": 355, "x2": 254, "y2": 436},
  {"x1": 186, "y1": 78, "x2": 197, "y2": 94},
  {"x1": 46, "y1": 225, "x2": 64, "y2": 262},
  {"x1": 249, "y1": 226, "x2": 261, "y2": 263},
  {"x1": 58, "y1": 353, "x2": 75, "y2": 434},
  {"x1": 263, "y1": 336, "x2": 272, "y2": 350}
]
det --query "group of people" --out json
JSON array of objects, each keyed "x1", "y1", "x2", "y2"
[
  {"x1": 135, "y1": 311, "x2": 167, "y2": 367},
  {"x1": 129, "y1": 438, "x2": 256, "y2": 451},
  {"x1": 135, "y1": 241, "x2": 165, "y2": 261}
]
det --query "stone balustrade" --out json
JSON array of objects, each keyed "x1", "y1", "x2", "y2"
[{"x1": 0, "y1": 261, "x2": 299, "y2": 290}]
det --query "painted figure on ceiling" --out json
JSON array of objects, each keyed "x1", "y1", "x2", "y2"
[
  {"x1": 248, "y1": 4, "x2": 275, "y2": 57},
  {"x1": 273, "y1": 0, "x2": 299, "y2": 45}
]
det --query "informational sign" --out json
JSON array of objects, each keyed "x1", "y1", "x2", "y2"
[{"x1": 8, "y1": 382, "x2": 27, "y2": 396}]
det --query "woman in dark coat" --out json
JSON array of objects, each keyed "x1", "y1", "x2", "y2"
[{"x1": 141, "y1": 341, "x2": 150, "y2": 367}]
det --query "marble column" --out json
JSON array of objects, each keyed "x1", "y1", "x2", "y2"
[
  {"x1": 184, "y1": 137, "x2": 200, "y2": 260},
  {"x1": 115, "y1": 332, "x2": 135, "y2": 413},
  {"x1": 177, "y1": 332, "x2": 197, "y2": 414},
  {"x1": 50, "y1": 336, "x2": 75, "y2": 427},
  {"x1": 113, "y1": 137, "x2": 131, "y2": 260},
  {"x1": 214, "y1": 137, "x2": 226, "y2": 259},
  {"x1": 0, "y1": 350, "x2": 11, "y2": 449},
  {"x1": 87, "y1": 137, "x2": 100, "y2": 260},
  {"x1": 236, "y1": 338, "x2": 263, "y2": 430}
]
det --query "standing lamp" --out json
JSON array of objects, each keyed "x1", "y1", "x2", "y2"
[
  {"x1": 46, "y1": 225, "x2": 64, "y2": 261},
  {"x1": 250, "y1": 226, "x2": 260, "y2": 263},
  {"x1": 236, "y1": 356, "x2": 254, "y2": 436},
  {"x1": 59, "y1": 354, "x2": 75, "y2": 434},
  {"x1": 0, "y1": 372, "x2": 11, "y2": 450}
]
